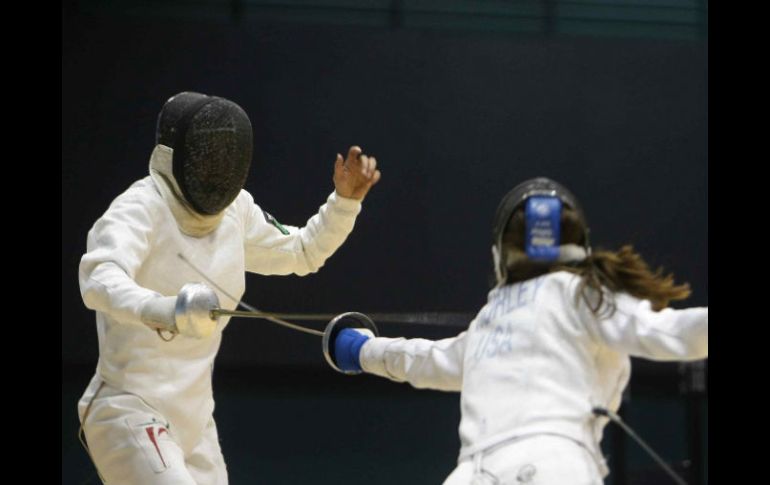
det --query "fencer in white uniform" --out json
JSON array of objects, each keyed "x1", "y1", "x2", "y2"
[
  {"x1": 330, "y1": 177, "x2": 707, "y2": 485},
  {"x1": 77, "y1": 91, "x2": 381, "y2": 485}
]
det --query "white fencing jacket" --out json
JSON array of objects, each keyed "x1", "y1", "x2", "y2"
[
  {"x1": 79, "y1": 147, "x2": 362, "y2": 451},
  {"x1": 359, "y1": 271, "x2": 708, "y2": 476}
]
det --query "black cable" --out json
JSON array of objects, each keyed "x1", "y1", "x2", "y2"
[{"x1": 593, "y1": 407, "x2": 687, "y2": 485}]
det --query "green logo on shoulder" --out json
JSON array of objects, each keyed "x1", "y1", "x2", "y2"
[{"x1": 262, "y1": 210, "x2": 290, "y2": 235}]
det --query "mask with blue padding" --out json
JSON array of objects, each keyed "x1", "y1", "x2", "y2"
[
  {"x1": 491, "y1": 177, "x2": 591, "y2": 288},
  {"x1": 525, "y1": 196, "x2": 562, "y2": 262}
]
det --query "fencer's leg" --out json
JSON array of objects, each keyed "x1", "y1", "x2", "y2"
[
  {"x1": 185, "y1": 417, "x2": 228, "y2": 485},
  {"x1": 79, "y1": 389, "x2": 197, "y2": 485}
]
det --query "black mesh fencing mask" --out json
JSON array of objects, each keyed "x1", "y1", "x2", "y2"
[{"x1": 156, "y1": 92, "x2": 253, "y2": 215}]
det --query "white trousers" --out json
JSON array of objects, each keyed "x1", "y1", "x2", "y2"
[
  {"x1": 443, "y1": 435, "x2": 604, "y2": 485},
  {"x1": 77, "y1": 381, "x2": 228, "y2": 485}
]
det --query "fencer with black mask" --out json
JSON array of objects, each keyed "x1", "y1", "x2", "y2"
[
  {"x1": 77, "y1": 91, "x2": 381, "y2": 484},
  {"x1": 328, "y1": 177, "x2": 707, "y2": 485}
]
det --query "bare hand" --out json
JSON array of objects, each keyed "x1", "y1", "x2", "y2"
[{"x1": 333, "y1": 146, "x2": 382, "y2": 201}]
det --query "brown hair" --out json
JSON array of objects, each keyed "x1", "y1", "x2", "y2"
[{"x1": 502, "y1": 207, "x2": 691, "y2": 316}]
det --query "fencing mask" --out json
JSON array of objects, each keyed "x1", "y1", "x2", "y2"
[
  {"x1": 491, "y1": 177, "x2": 591, "y2": 287},
  {"x1": 156, "y1": 91, "x2": 253, "y2": 215}
]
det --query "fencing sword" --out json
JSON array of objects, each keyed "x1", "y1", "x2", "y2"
[
  {"x1": 177, "y1": 253, "x2": 325, "y2": 336},
  {"x1": 177, "y1": 253, "x2": 473, "y2": 330},
  {"x1": 177, "y1": 253, "x2": 454, "y2": 373},
  {"x1": 210, "y1": 308, "x2": 473, "y2": 326}
]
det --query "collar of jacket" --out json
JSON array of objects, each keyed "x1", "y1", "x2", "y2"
[{"x1": 148, "y1": 144, "x2": 225, "y2": 237}]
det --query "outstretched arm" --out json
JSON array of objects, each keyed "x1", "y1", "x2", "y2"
[
  {"x1": 587, "y1": 293, "x2": 707, "y2": 361},
  {"x1": 337, "y1": 329, "x2": 468, "y2": 392}
]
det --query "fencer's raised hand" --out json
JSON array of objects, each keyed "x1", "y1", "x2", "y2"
[
  {"x1": 334, "y1": 327, "x2": 375, "y2": 373},
  {"x1": 140, "y1": 283, "x2": 219, "y2": 339},
  {"x1": 333, "y1": 146, "x2": 381, "y2": 201}
]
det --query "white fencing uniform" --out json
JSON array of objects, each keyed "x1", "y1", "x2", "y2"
[
  {"x1": 78, "y1": 147, "x2": 363, "y2": 484},
  {"x1": 359, "y1": 271, "x2": 708, "y2": 484}
]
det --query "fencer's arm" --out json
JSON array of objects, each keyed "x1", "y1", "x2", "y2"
[
  {"x1": 332, "y1": 146, "x2": 381, "y2": 202},
  {"x1": 587, "y1": 294, "x2": 708, "y2": 361},
  {"x1": 242, "y1": 146, "x2": 379, "y2": 276},
  {"x1": 241, "y1": 190, "x2": 362, "y2": 276},
  {"x1": 79, "y1": 192, "x2": 163, "y2": 326},
  {"x1": 358, "y1": 331, "x2": 468, "y2": 392}
]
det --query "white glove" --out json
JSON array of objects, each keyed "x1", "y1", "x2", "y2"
[
  {"x1": 140, "y1": 296, "x2": 177, "y2": 333},
  {"x1": 140, "y1": 283, "x2": 220, "y2": 339}
]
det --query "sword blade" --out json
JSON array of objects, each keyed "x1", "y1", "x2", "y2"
[{"x1": 211, "y1": 309, "x2": 474, "y2": 327}]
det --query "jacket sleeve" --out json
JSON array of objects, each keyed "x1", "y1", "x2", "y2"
[
  {"x1": 242, "y1": 191, "x2": 362, "y2": 276},
  {"x1": 583, "y1": 292, "x2": 708, "y2": 361},
  {"x1": 78, "y1": 190, "x2": 162, "y2": 326},
  {"x1": 358, "y1": 331, "x2": 468, "y2": 391}
]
